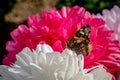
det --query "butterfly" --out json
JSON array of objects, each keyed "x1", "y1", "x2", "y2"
[{"x1": 66, "y1": 24, "x2": 92, "y2": 55}]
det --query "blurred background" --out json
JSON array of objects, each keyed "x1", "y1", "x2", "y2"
[{"x1": 0, "y1": 0, "x2": 120, "y2": 64}]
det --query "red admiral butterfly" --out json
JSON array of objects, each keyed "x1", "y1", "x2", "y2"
[{"x1": 66, "y1": 24, "x2": 92, "y2": 55}]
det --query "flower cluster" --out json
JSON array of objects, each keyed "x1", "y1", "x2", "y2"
[
  {"x1": 0, "y1": 44, "x2": 112, "y2": 80},
  {"x1": 1, "y1": 5, "x2": 120, "y2": 80}
]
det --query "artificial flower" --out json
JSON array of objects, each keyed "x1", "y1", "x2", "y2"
[
  {"x1": 97, "y1": 5, "x2": 120, "y2": 42},
  {"x1": 0, "y1": 44, "x2": 112, "y2": 80},
  {"x1": 3, "y1": 5, "x2": 120, "y2": 77}
]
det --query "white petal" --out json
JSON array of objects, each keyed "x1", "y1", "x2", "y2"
[
  {"x1": 35, "y1": 44, "x2": 42, "y2": 53},
  {"x1": 41, "y1": 44, "x2": 53, "y2": 53},
  {"x1": 78, "y1": 54, "x2": 84, "y2": 71},
  {"x1": 74, "y1": 72, "x2": 93, "y2": 80},
  {"x1": 90, "y1": 66, "x2": 112, "y2": 80},
  {"x1": 0, "y1": 65, "x2": 16, "y2": 80},
  {"x1": 30, "y1": 63, "x2": 49, "y2": 80}
]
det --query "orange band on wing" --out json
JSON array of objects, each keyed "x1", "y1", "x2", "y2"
[{"x1": 73, "y1": 36, "x2": 85, "y2": 40}]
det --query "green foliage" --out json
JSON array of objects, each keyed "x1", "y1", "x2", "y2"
[
  {"x1": 56, "y1": 0, "x2": 120, "y2": 14},
  {"x1": 56, "y1": 0, "x2": 75, "y2": 9}
]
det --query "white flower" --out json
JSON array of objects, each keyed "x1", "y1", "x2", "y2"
[
  {"x1": 97, "y1": 5, "x2": 120, "y2": 42},
  {"x1": 0, "y1": 44, "x2": 112, "y2": 80}
]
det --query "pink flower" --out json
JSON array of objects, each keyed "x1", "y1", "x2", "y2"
[
  {"x1": 97, "y1": 5, "x2": 120, "y2": 42},
  {"x1": 3, "y1": 6, "x2": 87, "y2": 65},
  {"x1": 97, "y1": 5, "x2": 120, "y2": 80},
  {"x1": 3, "y1": 6, "x2": 120, "y2": 77}
]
